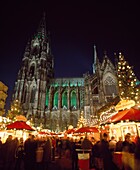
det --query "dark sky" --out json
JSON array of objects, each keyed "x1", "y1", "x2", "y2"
[{"x1": 0, "y1": 1, "x2": 140, "y2": 110}]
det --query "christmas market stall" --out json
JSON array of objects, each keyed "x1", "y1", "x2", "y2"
[
  {"x1": 102, "y1": 107, "x2": 140, "y2": 141},
  {"x1": 100, "y1": 102, "x2": 140, "y2": 170},
  {"x1": 6, "y1": 115, "x2": 35, "y2": 141}
]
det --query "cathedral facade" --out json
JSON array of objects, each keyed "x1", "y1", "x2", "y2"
[{"x1": 12, "y1": 15, "x2": 119, "y2": 131}]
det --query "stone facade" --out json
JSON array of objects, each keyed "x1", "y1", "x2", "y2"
[
  {"x1": 12, "y1": 15, "x2": 119, "y2": 131},
  {"x1": 0, "y1": 81, "x2": 8, "y2": 116}
]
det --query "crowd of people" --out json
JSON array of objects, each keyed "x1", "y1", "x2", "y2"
[{"x1": 0, "y1": 132, "x2": 140, "y2": 170}]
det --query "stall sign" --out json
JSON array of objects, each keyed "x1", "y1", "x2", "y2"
[{"x1": 115, "y1": 100, "x2": 135, "y2": 111}]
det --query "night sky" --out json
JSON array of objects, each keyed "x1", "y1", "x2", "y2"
[{"x1": 0, "y1": 1, "x2": 140, "y2": 110}]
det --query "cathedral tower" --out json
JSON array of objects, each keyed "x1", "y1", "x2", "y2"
[{"x1": 12, "y1": 14, "x2": 54, "y2": 125}]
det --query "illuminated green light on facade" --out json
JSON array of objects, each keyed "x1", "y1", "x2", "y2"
[
  {"x1": 45, "y1": 90, "x2": 49, "y2": 106},
  {"x1": 62, "y1": 91, "x2": 67, "y2": 107},
  {"x1": 70, "y1": 83, "x2": 77, "y2": 87},
  {"x1": 62, "y1": 83, "x2": 68, "y2": 87},
  {"x1": 53, "y1": 91, "x2": 58, "y2": 107},
  {"x1": 71, "y1": 91, "x2": 76, "y2": 107}
]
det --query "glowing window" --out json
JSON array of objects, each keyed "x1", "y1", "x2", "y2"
[
  {"x1": 62, "y1": 91, "x2": 67, "y2": 107},
  {"x1": 46, "y1": 89, "x2": 49, "y2": 106},
  {"x1": 71, "y1": 91, "x2": 76, "y2": 107},
  {"x1": 53, "y1": 91, "x2": 58, "y2": 107}
]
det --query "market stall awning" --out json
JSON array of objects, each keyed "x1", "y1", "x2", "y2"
[
  {"x1": 6, "y1": 121, "x2": 34, "y2": 131},
  {"x1": 108, "y1": 108, "x2": 140, "y2": 123},
  {"x1": 74, "y1": 126, "x2": 99, "y2": 133}
]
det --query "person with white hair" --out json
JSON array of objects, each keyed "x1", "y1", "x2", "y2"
[{"x1": 109, "y1": 136, "x2": 117, "y2": 153}]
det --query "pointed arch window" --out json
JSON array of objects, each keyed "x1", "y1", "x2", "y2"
[
  {"x1": 29, "y1": 65, "x2": 35, "y2": 77},
  {"x1": 30, "y1": 86, "x2": 36, "y2": 103},
  {"x1": 71, "y1": 91, "x2": 77, "y2": 107},
  {"x1": 46, "y1": 89, "x2": 49, "y2": 107},
  {"x1": 62, "y1": 91, "x2": 67, "y2": 107},
  {"x1": 104, "y1": 76, "x2": 118, "y2": 95},
  {"x1": 53, "y1": 91, "x2": 58, "y2": 107}
]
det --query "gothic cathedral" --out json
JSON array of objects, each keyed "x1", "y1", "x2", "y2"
[{"x1": 12, "y1": 15, "x2": 119, "y2": 131}]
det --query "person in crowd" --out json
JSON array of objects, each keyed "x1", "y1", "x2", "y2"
[
  {"x1": 56, "y1": 137, "x2": 63, "y2": 159},
  {"x1": 92, "y1": 140, "x2": 102, "y2": 170},
  {"x1": 81, "y1": 134, "x2": 93, "y2": 169},
  {"x1": 65, "y1": 137, "x2": 72, "y2": 151},
  {"x1": 0, "y1": 137, "x2": 2, "y2": 147},
  {"x1": 98, "y1": 133, "x2": 118, "y2": 170},
  {"x1": 109, "y1": 136, "x2": 117, "y2": 153},
  {"x1": 90, "y1": 137, "x2": 98, "y2": 168},
  {"x1": 122, "y1": 133, "x2": 136, "y2": 170},
  {"x1": 14, "y1": 137, "x2": 25, "y2": 170},
  {"x1": 3, "y1": 135, "x2": 19, "y2": 170},
  {"x1": 51, "y1": 136, "x2": 56, "y2": 161},
  {"x1": 81, "y1": 134, "x2": 93, "y2": 150},
  {"x1": 71, "y1": 139, "x2": 78, "y2": 170},
  {"x1": 122, "y1": 133, "x2": 135, "y2": 153},
  {"x1": 134, "y1": 137, "x2": 140, "y2": 170},
  {"x1": 5, "y1": 135, "x2": 13, "y2": 143},
  {"x1": 36, "y1": 139, "x2": 44, "y2": 170},
  {"x1": 42, "y1": 136, "x2": 52, "y2": 170},
  {"x1": 24, "y1": 134, "x2": 37, "y2": 170},
  {"x1": 0, "y1": 136, "x2": 3, "y2": 165},
  {"x1": 91, "y1": 137, "x2": 96, "y2": 145},
  {"x1": 2, "y1": 135, "x2": 12, "y2": 170},
  {"x1": 115, "y1": 136, "x2": 123, "y2": 152},
  {"x1": 78, "y1": 137, "x2": 83, "y2": 145}
]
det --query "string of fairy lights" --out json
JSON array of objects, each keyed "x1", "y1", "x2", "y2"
[{"x1": 118, "y1": 53, "x2": 139, "y2": 102}]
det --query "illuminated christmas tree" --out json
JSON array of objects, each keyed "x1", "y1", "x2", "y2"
[
  {"x1": 117, "y1": 53, "x2": 138, "y2": 102},
  {"x1": 7, "y1": 100, "x2": 23, "y2": 120},
  {"x1": 77, "y1": 111, "x2": 87, "y2": 128}
]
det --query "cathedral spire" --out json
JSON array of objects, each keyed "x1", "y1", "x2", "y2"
[
  {"x1": 36, "y1": 12, "x2": 47, "y2": 40},
  {"x1": 93, "y1": 45, "x2": 97, "y2": 74},
  {"x1": 114, "y1": 52, "x2": 118, "y2": 71}
]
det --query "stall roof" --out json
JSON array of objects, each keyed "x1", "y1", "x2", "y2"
[{"x1": 108, "y1": 108, "x2": 140, "y2": 123}]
